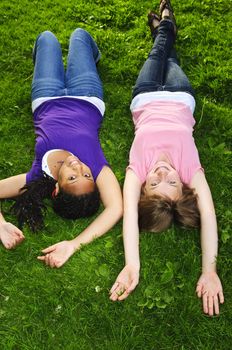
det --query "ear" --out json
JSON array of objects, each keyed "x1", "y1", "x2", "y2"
[{"x1": 54, "y1": 182, "x2": 60, "y2": 196}]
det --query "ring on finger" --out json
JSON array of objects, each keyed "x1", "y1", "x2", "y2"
[{"x1": 116, "y1": 289, "x2": 125, "y2": 296}]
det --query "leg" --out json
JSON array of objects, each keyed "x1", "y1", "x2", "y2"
[
  {"x1": 157, "y1": 0, "x2": 193, "y2": 94},
  {"x1": 32, "y1": 31, "x2": 65, "y2": 101},
  {"x1": 132, "y1": 19, "x2": 175, "y2": 98},
  {"x1": 164, "y1": 55, "x2": 195, "y2": 96},
  {"x1": 65, "y1": 28, "x2": 103, "y2": 100}
]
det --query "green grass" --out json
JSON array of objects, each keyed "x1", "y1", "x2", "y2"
[{"x1": 0, "y1": 0, "x2": 232, "y2": 349}]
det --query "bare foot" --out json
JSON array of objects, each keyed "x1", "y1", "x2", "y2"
[
  {"x1": 161, "y1": 8, "x2": 170, "y2": 19},
  {"x1": 152, "y1": 17, "x2": 160, "y2": 29},
  {"x1": 159, "y1": 0, "x2": 177, "y2": 34},
  {"x1": 147, "y1": 12, "x2": 160, "y2": 39}
]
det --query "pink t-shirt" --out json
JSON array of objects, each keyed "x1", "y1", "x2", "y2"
[{"x1": 128, "y1": 100, "x2": 203, "y2": 185}]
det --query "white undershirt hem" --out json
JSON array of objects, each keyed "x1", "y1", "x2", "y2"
[
  {"x1": 130, "y1": 91, "x2": 195, "y2": 114},
  {"x1": 32, "y1": 96, "x2": 105, "y2": 116},
  {"x1": 42, "y1": 149, "x2": 74, "y2": 178}
]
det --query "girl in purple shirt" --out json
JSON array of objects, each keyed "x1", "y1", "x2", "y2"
[
  {"x1": 0, "y1": 29, "x2": 122, "y2": 268},
  {"x1": 110, "y1": 0, "x2": 224, "y2": 316}
]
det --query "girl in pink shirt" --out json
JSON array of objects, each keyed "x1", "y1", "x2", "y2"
[{"x1": 110, "y1": 0, "x2": 224, "y2": 316}]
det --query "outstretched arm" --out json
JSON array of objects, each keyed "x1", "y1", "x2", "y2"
[
  {"x1": 0, "y1": 174, "x2": 26, "y2": 199},
  {"x1": 110, "y1": 169, "x2": 141, "y2": 301},
  {"x1": 190, "y1": 170, "x2": 224, "y2": 315},
  {"x1": 38, "y1": 166, "x2": 123, "y2": 268},
  {"x1": 0, "y1": 174, "x2": 26, "y2": 248}
]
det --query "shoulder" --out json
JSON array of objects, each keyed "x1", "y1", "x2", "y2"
[
  {"x1": 95, "y1": 166, "x2": 122, "y2": 208},
  {"x1": 96, "y1": 166, "x2": 120, "y2": 189},
  {"x1": 97, "y1": 165, "x2": 112, "y2": 178},
  {"x1": 190, "y1": 169, "x2": 206, "y2": 189}
]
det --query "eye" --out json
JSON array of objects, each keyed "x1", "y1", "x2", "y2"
[
  {"x1": 68, "y1": 175, "x2": 76, "y2": 181},
  {"x1": 169, "y1": 180, "x2": 176, "y2": 185},
  {"x1": 151, "y1": 182, "x2": 158, "y2": 187},
  {"x1": 83, "y1": 173, "x2": 91, "y2": 178}
]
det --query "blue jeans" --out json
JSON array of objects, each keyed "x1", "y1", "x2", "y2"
[
  {"x1": 32, "y1": 28, "x2": 103, "y2": 101},
  {"x1": 132, "y1": 20, "x2": 194, "y2": 98}
]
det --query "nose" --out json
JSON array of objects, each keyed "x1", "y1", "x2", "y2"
[
  {"x1": 156, "y1": 169, "x2": 168, "y2": 179},
  {"x1": 71, "y1": 162, "x2": 82, "y2": 174}
]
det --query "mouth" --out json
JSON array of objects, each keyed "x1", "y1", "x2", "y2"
[
  {"x1": 155, "y1": 166, "x2": 169, "y2": 172},
  {"x1": 66, "y1": 156, "x2": 81, "y2": 166},
  {"x1": 153, "y1": 161, "x2": 173, "y2": 173},
  {"x1": 69, "y1": 159, "x2": 80, "y2": 166}
]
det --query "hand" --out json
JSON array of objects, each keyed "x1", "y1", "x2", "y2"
[
  {"x1": 37, "y1": 240, "x2": 76, "y2": 268},
  {"x1": 196, "y1": 272, "x2": 224, "y2": 316},
  {"x1": 109, "y1": 264, "x2": 139, "y2": 301},
  {"x1": 0, "y1": 222, "x2": 25, "y2": 249}
]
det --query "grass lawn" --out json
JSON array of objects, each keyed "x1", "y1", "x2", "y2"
[{"x1": 0, "y1": 0, "x2": 232, "y2": 349}]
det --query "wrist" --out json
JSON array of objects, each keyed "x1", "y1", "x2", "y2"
[
  {"x1": 202, "y1": 255, "x2": 217, "y2": 274},
  {"x1": 126, "y1": 261, "x2": 140, "y2": 271},
  {"x1": 202, "y1": 266, "x2": 217, "y2": 274},
  {"x1": 0, "y1": 212, "x2": 6, "y2": 224},
  {"x1": 70, "y1": 237, "x2": 81, "y2": 252}
]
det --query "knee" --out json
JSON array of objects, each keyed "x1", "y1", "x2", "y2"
[
  {"x1": 71, "y1": 28, "x2": 91, "y2": 40},
  {"x1": 37, "y1": 30, "x2": 57, "y2": 44},
  {"x1": 167, "y1": 57, "x2": 179, "y2": 65}
]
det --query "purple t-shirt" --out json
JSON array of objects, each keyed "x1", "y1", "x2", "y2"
[{"x1": 26, "y1": 97, "x2": 108, "y2": 183}]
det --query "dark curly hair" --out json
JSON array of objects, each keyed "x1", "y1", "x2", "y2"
[
  {"x1": 10, "y1": 173, "x2": 100, "y2": 232},
  {"x1": 138, "y1": 184, "x2": 200, "y2": 232},
  {"x1": 52, "y1": 185, "x2": 100, "y2": 219}
]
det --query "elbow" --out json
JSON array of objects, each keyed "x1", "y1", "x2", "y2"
[
  {"x1": 200, "y1": 209, "x2": 216, "y2": 221},
  {"x1": 115, "y1": 203, "x2": 123, "y2": 221},
  {"x1": 111, "y1": 201, "x2": 123, "y2": 222}
]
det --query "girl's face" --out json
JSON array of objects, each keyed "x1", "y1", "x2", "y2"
[
  {"x1": 56, "y1": 156, "x2": 95, "y2": 195},
  {"x1": 144, "y1": 161, "x2": 183, "y2": 200}
]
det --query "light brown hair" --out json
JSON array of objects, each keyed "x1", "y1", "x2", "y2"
[{"x1": 138, "y1": 184, "x2": 200, "y2": 232}]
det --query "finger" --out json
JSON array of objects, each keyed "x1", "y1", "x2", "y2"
[
  {"x1": 37, "y1": 256, "x2": 46, "y2": 261},
  {"x1": 219, "y1": 291, "x2": 224, "y2": 304},
  {"x1": 47, "y1": 254, "x2": 56, "y2": 268},
  {"x1": 208, "y1": 294, "x2": 214, "y2": 316},
  {"x1": 10, "y1": 238, "x2": 18, "y2": 249},
  {"x1": 15, "y1": 236, "x2": 23, "y2": 247},
  {"x1": 110, "y1": 281, "x2": 119, "y2": 294},
  {"x1": 109, "y1": 291, "x2": 119, "y2": 301},
  {"x1": 3, "y1": 238, "x2": 15, "y2": 249},
  {"x1": 213, "y1": 295, "x2": 219, "y2": 315},
  {"x1": 44, "y1": 254, "x2": 51, "y2": 266},
  {"x1": 18, "y1": 235, "x2": 25, "y2": 242},
  {"x1": 19, "y1": 234, "x2": 25, "y2": 241},
  {"x1": 118, "y1": 290, "x2": 130, "y2": 301},
  {"x1": 203, "y1": 293, "x2": 208, "y2": 314},
  {"x1": 49, "y1": 259, "x2": 57, "y2": 268},
  {"x1": 5, "y1": 242, "x2": 13, "y2": 250},
  {"x1": 49, "y1": 254, "x2": 61, "y2": 268},
  {"x1": 15, "y1": 229, "x2": 25, "y2": 238},
  {"x1": 127, "y1": 279, "x2": 138, "y2": 294},
  {"x1": 4, "y1": 244, "x2": 10, "y2": 249},
  {"x1": 110, "y1": 281, "x2": 124, "y2": 294},
  {"x1": 55, "y1": 262, "x2": 62, "y2": 268},
  {"x1": 15, "y1": 236, "x2": 24, "y2": 246},
  {"x1": 109, "y1": 284, "x2": 125, "y2": 301},
  {"x1": 42, "y1": 245, "x2": 57, "y2": 253},
  {"x1": 11, "y1": 243, "x2": 18, "y2": 249},
  {"x1": 196, "y1": 283, "x2": 203, "y2": 298},
  {"x1": 53, "y1": 258, "x2": 62, "y2": 268}
]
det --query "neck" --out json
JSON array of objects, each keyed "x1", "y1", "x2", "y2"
[
  {"x1": 47, "y1": 150, "x2": 71, "y2": 180},
  {"x1": 156, "y1": 153, "x2": 171, "y2": 164}
]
